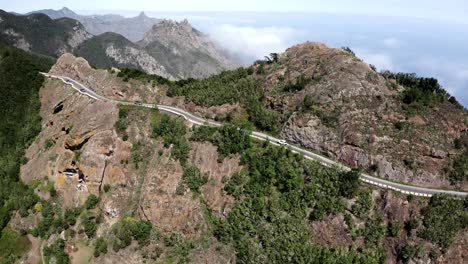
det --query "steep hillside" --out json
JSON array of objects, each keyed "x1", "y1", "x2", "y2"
[
  {"x1": 0, "y1": 43, "x2": 55, "y2": 261},
  {"x1": 28, "y1": 7, "x2": 161, "y2": 42},
  {"x1": 166, "y1": 42, "x2": 468, "y2": 191},
  {"x1": 0, "y1": 10, "x2": 91, "y2": 57},
  {"x1": 74, "y1": 32, "x2": 172, "y2": 79},
  {"x1": 7, "y1": 53, "x2": 467, "y2": 263},
  {"x1": 139, "y1": 19, "x2": 237, "y2": 79}
]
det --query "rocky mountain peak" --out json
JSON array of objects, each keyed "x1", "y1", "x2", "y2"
[
  {"x1": 59, "y1": 7, "x2": 77, "y2": 16},
  {"x1": 137, "y1": 11, "x2": 147, "y2": 18},
  {"x1": 154, "y1": 19, "x2": 193, "y2": 31}
]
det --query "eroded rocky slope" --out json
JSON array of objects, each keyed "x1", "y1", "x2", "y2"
[
  {"x1": 166, "y1": 41, "x2": 467, "y2": 190},
  {"x1": 273, "y1": 43, "x2": 467, "y2": 189},
  {"x1": 12, "y1": 53, "x2": 466, "y2": 263}
]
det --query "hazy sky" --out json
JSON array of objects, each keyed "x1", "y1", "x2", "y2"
[{"x1": 2, "y1": 0, "x2": 468, "y2": 23}]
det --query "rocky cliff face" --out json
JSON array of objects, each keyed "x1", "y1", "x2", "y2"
[
  {"x1": 139, "y1": 19, "x2": 237, "y2": 79},
  {"x1": 262, "y1": 42, "x2": 467, "y2": 189},
  {"x1": 18, "y1": 54, "x2": 239, "y2": 263}
]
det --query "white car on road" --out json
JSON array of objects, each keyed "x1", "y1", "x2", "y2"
[{"x1": 278, "y1": 140, "x2": 288, "y2": 145}]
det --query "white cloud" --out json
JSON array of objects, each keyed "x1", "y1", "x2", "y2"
[
  {"x1": 383, "y1": 37, "x2": 403, "y2": 49},
  {"x1": 208, "y1": 24, "x2": 304, "y2": 63},
  {"x1": 353, "y1": 48, "x2": 396, "y2": 71}
]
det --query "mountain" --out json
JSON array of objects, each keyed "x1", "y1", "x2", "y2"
[
  {"x1": 168, "y1": 42, "x2": 468, "y2": 191},
  {"x1": 28, "y1": 7, "x2": 161, "y2": 41},
  {"x1": 139, "y1": 19, "x2": 237, "y2": 79},
  {"x1": 74, "y1": 32, "x2": 172, "y2": 79},
  {"x1": 0, "y1": 10, "x2": 91, "y2": 57},
  {"x1": 6, "y1": 49, "x2": 465, "y2": 263},
  {"x1": 26, "y1": 6, "x2": 81, "y2": 20},
  {"x1": 1, "y1": 10, "x2": 237, "y2": 79}
]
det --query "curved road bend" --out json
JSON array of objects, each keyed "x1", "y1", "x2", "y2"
[{"x1": 41, "y1": 73, "x2": 468, "y2": 198}]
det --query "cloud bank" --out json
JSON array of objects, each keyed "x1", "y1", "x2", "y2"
[{"x1": 208, "y1": 24, "x2": 304, "y2": 63}]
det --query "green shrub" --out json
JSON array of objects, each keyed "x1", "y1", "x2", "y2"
[
  {"x1": 103, "y1": 184, "x2": 111, "y2": 193},
  {"x1": 44, "y1": 138, "x2": 55, "y2": 149},
  {"x1": 152, "y1": 113, "x2": 189, "y2": 164},
  {"x1": 352, "y1": 192, "x2": 373, "y2": 218},
  {"x1": 388, "y1": 221, "x2": 404, "y2": 237},
  {"x1": 113, "y1": 218, "x2": 153, "y2": 250},
  {"x1": 338, "y1": 169, "x2": 360, "y2": 198},
  {"x1": 283, "y1": 74, "x2": 312, "y2": 92},
  {"x1": 64, "y1": 207, "x2": 82, "y2": 227},
  {"x1": 182, "y1": 166, "x2": 208, "y2": 194},
  {"x1": 94, "y1": 237, "x2": 108, "y2": 257},
  {"x1": 362, "y1": 214, "x2": 387, "y2": 246},
  {"x1": 82, "y1": 214, "x2": 97, "y2": 238},
  {"x1": 85, "y1": 194, "x2": 99, "y2": 210},
  {"x1": 449, "y1": 152, "x2": 468, "y2": 183},
  {"x1": 43, "y1": 239, "x2": 69, "y2": 264},
  {"x1": 398, "y1": 243, "x2": 422, "y2": 263}
]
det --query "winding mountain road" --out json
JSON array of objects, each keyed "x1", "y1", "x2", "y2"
[{"x1": 42, "y1": 73, "x2": 468, "y2": 198}]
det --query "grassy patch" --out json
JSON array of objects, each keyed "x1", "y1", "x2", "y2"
[{"x1": 0, "y1": 228, "x2": 31, "y2": 260}]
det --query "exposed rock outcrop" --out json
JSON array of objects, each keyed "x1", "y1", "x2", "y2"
[{"x1": 139, "y1": 19, "x2": 237, "y2": 79}]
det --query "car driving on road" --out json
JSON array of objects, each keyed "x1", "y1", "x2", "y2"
[
  {"x1": 80, "y1": 89, "x2": 86, "y2": 93},
  {"x1": 278, "y1": 140, "x2": 288, "y2": 145},
  {"x1": 134, "y1": 101, "x2": 143, "y2": 106}
]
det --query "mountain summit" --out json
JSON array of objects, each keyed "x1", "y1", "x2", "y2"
[{"x1": 139, "y1": 19, "x2": 236, "y2": 79}]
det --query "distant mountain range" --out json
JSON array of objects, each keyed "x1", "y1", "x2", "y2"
[
  {"x1": 26, "y1": 7, "x2": 160, "y2": 42},
  {"x1": 0, "y1": 8, "x2": 237, "y2": 79}
]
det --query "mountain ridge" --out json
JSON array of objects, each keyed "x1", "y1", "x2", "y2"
[
  {"x1": 0, "y1": 10, "x2": 238, "y2": 79},
  {"x1": 26, "y1": 7, "x2": 161, "y2": 42}
]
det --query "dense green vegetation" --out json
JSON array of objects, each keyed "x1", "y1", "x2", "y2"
[
  {"x1": 192, "y1": 121, "x2": 252, "y2": 160},
  {"x1": 168, "y1": 68, "x2": 281, "y2": 132},
  {"x1": 152, "y1": 112, "x2": 190, "y2": 164},
  {"x1": 181, "y1": 166, "x2": 208, "y2": 194},
  {"x1": 0, "y1": 43, "x2": 54, "y2": 258},
  {"x1": 94, "y1": 237, "x2": 108, "y2": 257},
  {"x1": 115, "y1": 105, "x2": 130, "y2": 140},
  {"x1": 43, "y1": 239, "x2": 70, "y2": 264},
  {"x1": 448, "y1": 152, "x2": 468, "y2": 183},
  {"x1": 85, "y1": 194, "x2": 100, "y2": 210},
  {"x1": 381, "y1": 71, "x2": 462, "y2": 108},
  {"x1": 29, "y1": 200, "x2": 83, "y2": 239},
  {"x1": 0, "y1": 228, "x2": 31, "y2": 261},
  {"x1": 207, "y1": 143, "x2": 378, "y2": 263},
  {"x1": 117, "y1": 68, "x2": 175, "y2": 86},
  {"x1": 112, "y1": 217, "x2": 153, "y2": 251},
  {"x1": 420, "y1": 195, "x2": 467, "y2": 250}
]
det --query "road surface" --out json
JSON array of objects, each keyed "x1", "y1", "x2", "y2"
[{"x1": 41, "y1": 73, "x2": 468, "y2": 198}]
